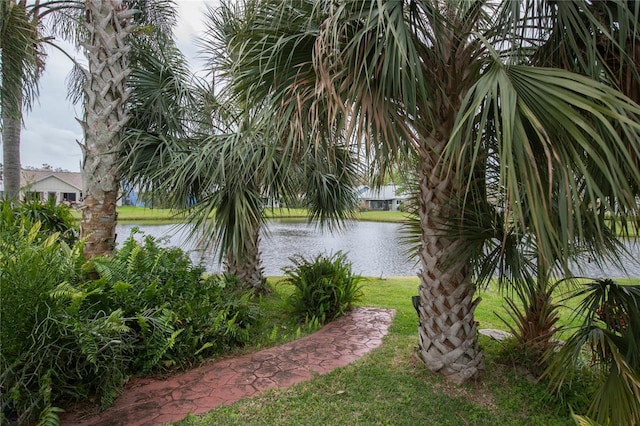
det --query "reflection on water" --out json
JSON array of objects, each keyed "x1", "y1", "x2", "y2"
[{"x1": 116, "y1": 220, "x2": 640, "y2": 278}]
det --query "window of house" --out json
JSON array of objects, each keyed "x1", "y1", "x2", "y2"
[{"x1": 62, "y1": 192, "x2": 77, "y2": 202}]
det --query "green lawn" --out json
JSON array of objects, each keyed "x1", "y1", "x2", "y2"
[
  {"x1": 117, "y1": 206, "x2": 186, "y2": 222},
  {"x1": 175, "y1": 276, "x2": 637, "y2": 426},
  {"x1": 357, "y1": 210, "x2": 409, "y2": 222},
  {"x1": 110, "y1": 206, "x2": 409, "y2": 223},
  {"x1": 70, "y1": 206, "x2": 410, "y2": 224}
]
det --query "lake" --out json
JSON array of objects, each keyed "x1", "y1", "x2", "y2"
[{"x1": 116, "y1": 220, "x2": 640, "y2": 278}]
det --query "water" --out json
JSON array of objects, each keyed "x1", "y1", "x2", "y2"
[{"x1": 116, "y1": 220, "x2": 640, "y2": 278}]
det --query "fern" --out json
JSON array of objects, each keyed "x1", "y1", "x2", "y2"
[{"x1": 1, "y1": 225, "x2": 261, "y2": 422}]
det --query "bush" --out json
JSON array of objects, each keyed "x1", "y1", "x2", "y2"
[
  {"x1": 0, "y1": 222, "x2": 259, "y2": 424},
  {"x1": 83, "y1": 230, "x2": 259, "y2": 370},
  {"x1": 356, "y1": 202, "x2": 370, "y2": 212},
  {"x1": 283, "y1": 251, "x2": 363, "y2": 325},
  {"x1": 546, "y1": 279, "x2": 640, "y2": 426},
  {"x1": 0, "y1": 198, "x2": 78, "y2": 245},
  {"x1": 0, "y1": 224, "x2": 122, "y2": 425}
]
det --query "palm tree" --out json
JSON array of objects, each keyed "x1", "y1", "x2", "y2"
[
  {"x1": 78, "y1": 0, "x2": 134, "y2": 258},
  {"x1": 79, "y1": 0, "x2": 176, "y2": 258},
  {"x1": 449, "y1": 0, "x2": 640, "y2": 372},
  {"x1": 217, "y1": 0, "x2": 640, "y2": 383},
  {"x1": 1, "y1": 0, "x2": 41, "y2": 200},
  {"x1": 1, "y1": 0, "x2": 85, "y2": 201},
  {"x1": 122, "y1": 80, "x2": 360, "y2": 291},
  {"x1": 120, "y1": 2, "x2": 360, "y2": 292}
]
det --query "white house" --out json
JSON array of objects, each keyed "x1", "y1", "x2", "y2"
[
  {"x1": 19, "y1": 169, "x2": 83, "y2": 204},
  {"x1": 358, "y1": 184, "x2": 408, "y2": 211}
]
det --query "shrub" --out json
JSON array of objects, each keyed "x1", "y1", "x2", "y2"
[
  {"x1": 283, "y1": 251, "x2": 363, "y2": 325},
  {"x1": 0, "y1": 224, "x2": 125, "y2": 425},
  {"x1": 495, "y1": 278, "x2": 562, "y2": 376},
  {"x1": 0, "y1": 198, "x2": 79, "y2": 245},
  {"x1": 80, "y1": 230, "x2": 260, "y2": 371},
  {"x1": 356, "y1": 202, "x2": 370, "y2": 212},
  {"x1": 546, "y1": 279, "x2": 640, "y2": 425},
  {"x1": 0, "y1": 223, "x2": 259, "y2": 424}
]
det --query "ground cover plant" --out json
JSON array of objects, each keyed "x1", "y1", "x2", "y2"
[{"x1": 81, "y1": 230, "x2": 259, "y2": 371}]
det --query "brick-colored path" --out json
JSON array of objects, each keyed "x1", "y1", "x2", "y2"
[{"x1": 60, "y1": 307, "x2": 395, "y2": 426}]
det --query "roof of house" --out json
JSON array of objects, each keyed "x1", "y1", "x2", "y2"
[
  {"x1": 20, "y1": 169, "x2": 83, "y2": 191},
  {"x1": 358, "y1": 184, "x2": 406, "y2": 201}
]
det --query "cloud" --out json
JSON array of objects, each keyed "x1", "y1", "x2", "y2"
[
  {"x1": 22, "y1": 120, "x2": 83, "y2": 171},
  {"x1": 175, "y1": 1, "x2": 219, "y2": 75},
  {"x1": 19, "y1": 41, "x2": 82, "y2": 172}
]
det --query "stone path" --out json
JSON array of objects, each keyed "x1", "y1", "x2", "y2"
[{"x1": 60, "y1": 307, "x2": 395, "y2": 426}]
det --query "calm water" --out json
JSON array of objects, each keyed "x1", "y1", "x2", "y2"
[{"x1": 116, "y1": 220, "x2": 640, "y2": 278}]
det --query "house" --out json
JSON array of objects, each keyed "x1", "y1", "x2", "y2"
[
  {"x1": 1, "y1": 169, "x2": 135, "y2": 206},
  {"x1": 358, "y1": 184, "x2": 407, "y2": 211},
  {"x1": 19, "y1": 169, "x2": 84, "y2": 205}
]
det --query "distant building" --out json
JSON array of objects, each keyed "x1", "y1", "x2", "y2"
[
  {"x1": 19, "y1": 169, "x2": 84, "y2": 205},
  {"x1": 358, "y1": 184, "x2": 407, "y2": 211},
  {"x1": 1, "y1": 169, "x2": 136, "y2": 206}
]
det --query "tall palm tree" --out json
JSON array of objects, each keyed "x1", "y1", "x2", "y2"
[
  {"x1": 447, "y1": 0, "x2": 640, "y2": 371},
  {"x1": 120, "y1": 2, "x2": 360, "y2": 291},
  {"x1": 79, "y1": 0, "x2": 176, "y2": 258},
  {"x1": 79, "y1": 0, "x2": 134, "y2": 258},
  {"x1": 1, "y1": 0, "x2": 85, "y2": 200},
  {"x1": 1, "y1": 0, "x2": 41, "y2": 200},
  {"x1": 217, "y1": 0, "x2": 640, "y2": 384}
]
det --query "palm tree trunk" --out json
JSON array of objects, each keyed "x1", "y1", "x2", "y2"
[
  {"x1": 1, "y1": 18, "x2": 25, "y2": 201},
  {"x1": 414, "y1": 138, "x2": 483, "y2": 384},
  {"x1": 1, "y1": 108, "x2": 22, "y2": 200},
  {"x1": 79, "y1": 0, "x2": 132, "y2": 258},
  {"x1": 224, "y1": 221, "x2": 266, "y2": 292}
]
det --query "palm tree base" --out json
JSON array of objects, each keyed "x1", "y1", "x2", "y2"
[{"x1": 416, "y1": 274, "x2": 484, "y2": 384}]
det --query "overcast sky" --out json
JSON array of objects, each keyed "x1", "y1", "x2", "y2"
[{"x1": 13, "y1": 0, "x2": 215, "y2": 172}]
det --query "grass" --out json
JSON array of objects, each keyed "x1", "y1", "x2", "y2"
[
  {"x1": 357, "y1": 210, "x2": 409, "y2": 223},
  {"x1": 71, "y1": 206, "x2": 411, "y2": 223},
  {"x1": 173, "y1": 276, "x2": 639, "y2": 426},
  {"x1": 117, "y1": 206, "x2": 187, "y2": 222}
]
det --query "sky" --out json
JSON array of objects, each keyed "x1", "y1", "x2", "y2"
[{"x1": 11, "y1": 0, "x2": 215, "y2": 172}]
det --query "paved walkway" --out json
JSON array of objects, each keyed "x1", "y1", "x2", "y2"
[{"x1": 60, "y1": 307, "x2": 395, "y2": 426}]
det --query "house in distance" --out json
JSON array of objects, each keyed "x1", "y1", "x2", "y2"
[{"x1": 357, "y1": 184, "x2": 407, "y2": 211}]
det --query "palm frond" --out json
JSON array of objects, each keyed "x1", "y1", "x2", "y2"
[
  {"x1": 449, "y1": 63, "x2": 640, "y2": 272},
  {"x1": 547, "y1": 279, "x2": 640, "y2": 425},
  {"x1": 0, "y1": 0, "x2": 41, "y2": 117}
]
